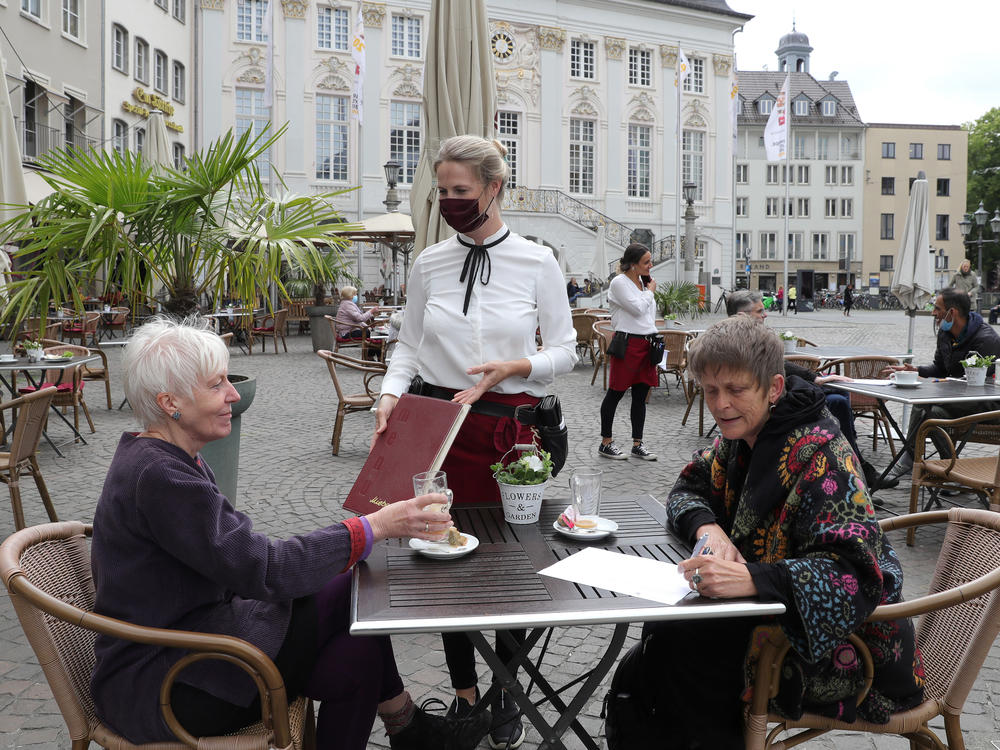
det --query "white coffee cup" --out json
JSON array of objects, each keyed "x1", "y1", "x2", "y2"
[{"x1": 890, "y1": 370, "x2": 918, "y2": 385}]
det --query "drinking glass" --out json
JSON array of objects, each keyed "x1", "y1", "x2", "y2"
[
  {"x1": 412, "y1": 470, "x2": 453, "y2": 513},
  {"x1": 569, "y1": 469, "x2": 603, "y2": 518}
]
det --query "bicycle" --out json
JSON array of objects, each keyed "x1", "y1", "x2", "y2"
[{"x1": 713, "y1": 287, "x2": 731, "y2": 314}]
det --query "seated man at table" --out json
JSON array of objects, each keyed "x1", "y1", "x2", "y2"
[
  {"x1": 877, "y1": 288, "x2": 1000, "y2": 488},
  {"x1": 726, "y1": 290, "x2": 881, "y2": 487},
  {"x1": 618, "y1": 317, "x2": 924, "y2": 749}
]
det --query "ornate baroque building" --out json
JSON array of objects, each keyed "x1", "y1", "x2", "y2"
[{"x1": 194, "y1": 0, "x2": 750, "y2": 292}]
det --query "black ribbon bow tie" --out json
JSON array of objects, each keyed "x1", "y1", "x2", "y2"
[{"x1": 458, "y1": 230, "x2": 509, "y2": 315}]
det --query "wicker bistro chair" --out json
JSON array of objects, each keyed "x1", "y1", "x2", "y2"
[
  {"x1": 745, "y1": 508, "x2": 1000, "y2": 750},
  {"x1": 822, "y1": 356, "x2": 899, "y2": 455},
  {"x1": 783, "y1": 354, "x2": 823, "y2": 372},
  {"x1": 0, "y1": 387, "x2": 58, "y2": 530},
  {"x1": 61, "y1": 311, "x2": 100, "y2": 347},
  {"x1": 39, "y1": 339, "x2": 111, "y2": 411},
  {"x1": 316, "y1": 350, "x2": 386, "y2": 455},
  {"x1": 323, "y1": 314, "x2": 379, "y2": 360},
  {"x1": 0, "y1": 521, "x2": 315, "y2": 750},
  {"x1": 571, "y1": 313, "x2": 599, "y2": 366},
  {"x1": 590, "y1": 320, "x2": 615, "y2": 389},
  {"x1": 248, "y1": 309, "x2": 289, "y2": 355},
  {"x1": 905, "y1": 410, "x2": 1000, "y2": 546},
  {"x1": 102, "y1": 306, "x2": 131, "y2": 339},
  {"x1": 15, "y1": 344, "x2": 96, "y2": 437},
  {"x1": 658, "y1": 331, "x2": 692, "y2": 392}
]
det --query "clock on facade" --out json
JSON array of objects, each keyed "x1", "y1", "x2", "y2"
[{"x1": 491, "y1": 30, "x2": 515, "y2": 60}]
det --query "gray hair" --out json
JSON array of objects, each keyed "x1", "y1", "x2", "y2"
[
  {"x1": 726, "y1": 289, "x2": 762, "y2": 317},
  {"x1": 434, "y1": 135, "x2": 510, "y2": 202},
  {"x1": 687, "y1": 315, "x2": 783, "y2": 391},
  {"x1": 123, "y1": 316, "x2": 230, "y2": 429},
  {"x1": 340, "y1": 285, "x2": 357, "y2": 300}
]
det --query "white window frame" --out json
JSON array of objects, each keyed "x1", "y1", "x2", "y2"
[
  {"x1": 627, "y1": 123, "x2": 651, "y2": 199},
  {"x1": 735, "y1": 232, "x2": 751, "y2": 261},
  {"x1": 824, "y1": 165, "x2": 837, "y2": 185},
  {"x1": 766, "y1": 197, "x2": 780, "y2": 217},
  {"x1": 759, "y1": 232, "x2": 777, "y2": 260},
  {"x1": 154, "y1": 50, "x2": 168, "y2": 94},
  {"x1": 173, "y1": 142, "x2": 185, "y2": 170},
  {"x1": 821, "y1": 99, "x2": 836, "y2": 116},
  {"x1": 317, "y1": 6, "x2": 349, "y2": 51},
  {"x1": 793, "y1": 133, "x2": 811, "y2": 159},
  {"x1": 793, "y1": 99, "x2": 808, "y2": 116},
  {"x1": 569, "y1": 117, "x2": 595, "y2": 195},
  {"x1": 154, "y1": 0, "x2": 167, "y2": 9},
  {"x1": 389, "y1": 100, "x2": 422, "y2": 184},
  {"x1": 682, "y1": 129, "x2": 704, "y2": 201},
  {"x1": 172, "y1": 61, "x2": 185, "y2": 103},
  {"x1": 757, "y1": 98, "x2": 773, "y2": 116},
  {"x1": 135, "y1": 38, "x2": 149, "y2": 84},
  {"x1": 682, "y1": 56, "x2": 704, "y2": 94},
  {"x1": 172, "y1": 0, "x2": 185, "y2": 23},
  {"x1": 735, "y1": 163, "x2": 748, "y2": 184},
  {"x1": 840, "y1": 198, "x2": 853, "y2": 218},
  {"x1": 135, "y1": 126, "x2": 145, "y2": 156},
  {"x1": 839, "y1": 233, "x2": 856, "y2": 261},
  {"x1": 766, "y1": 164, "x2": 779, "y2": 184},
  {"x1": 735, "y1": 196, "x2": 748, "y2": 217},
  {"x1": 112, "y1": 119, "x2": 128, "y2": 156},
  {"x1": 236, "y1": 0, "x2": 268, "y2": 43},
  {"x1": 112, "y1": 24, "x2": 129, "y2": 74},
  {"x1": 797, "y1": 198, "x2": 810, "y2": 218},
  {"x1": 497, "y1": 110, "x2": 520, "y2": 188},
  {"x1": 390, "y1": 14, "x2": 421, "y2": 59},
  {"x1": 21, "y1": 0, "x2": 42, "y2": 20},
  {"x1": 797, "y1": 165, "x2": 809, "y2": 184},
  {"x1": 62, "y1": 0, "x2": 81, "y2": 39},
  {"x1": 811, "y1": 232, "x2": 829, "y2": 260},
  {"x1": 787, "y1": 232, "x2": 804, "y2": 260},
  {"x1": 235, "y1": 86, "x2": 271, "y2": 180},
  {"x1": 315, "y1": 93, "x2": 349, "y2": 181},
  {"x1": 570, "y1": 39, "x2": 596, "y2": 80},
  {"x1": 627, "y1": 47, "x2": 651, "y2": 87},
  {"x1": 841, "y1": 165, "x2": 853, "y2": 184},
  {"x1": 825, "y1": 198, "x2": 837, "y2": 218}
]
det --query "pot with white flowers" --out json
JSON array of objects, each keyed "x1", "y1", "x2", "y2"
[
  {"x1": 491, "y1": 444, "x2": 553, "y2": 524},
  {"x1": 779, "y1": 330, "x2": 797, "y2": 353},
  {"x1": 962, "y1": 351, "x2": 996, "y2": 387}
]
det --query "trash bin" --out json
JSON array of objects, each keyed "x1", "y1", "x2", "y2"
[{"x1": 200, "y1": 374, "x2": 256, "y2": 504}]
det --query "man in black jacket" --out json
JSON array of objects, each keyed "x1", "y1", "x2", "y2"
[{"x1": 877, "y1": 288, "x2": 1000, "y2": 487}]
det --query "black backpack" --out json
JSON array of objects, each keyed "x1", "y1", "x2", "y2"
[{"x1": 602, "y1": 635, "x2": 662, "y2": 748}]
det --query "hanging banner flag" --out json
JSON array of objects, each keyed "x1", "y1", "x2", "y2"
[
  {"x1": 263, "y1": 0, "x2": 274, "y2": 108},
  {"x1": 351, "y1": 7, "x2": 366, "y2": 124},
  {"x1": 729, "y1": 71, "x2": 739, "y2": 152},
  {"x1": 675, "y1": 47, "x2": 691, "y2": 87},
  {"x1": 763, "y1": 74, "x2": 790, "y2": 161}
]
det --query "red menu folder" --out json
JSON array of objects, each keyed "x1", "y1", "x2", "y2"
[{"x1": 343, "y1": 394, "x2": 470, "y2": 515}]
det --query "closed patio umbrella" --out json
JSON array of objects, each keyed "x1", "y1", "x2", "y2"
[
  {"x1": 144, "y1": 109, "x2": 173, "y2": 174},
  {"x1": 0, "y1": 53, "x2": 28, "y2": 241},
  {"x1": 890, "y1": 170, "x2": 935, "y2": 356},
  {"x1": 590, "y1": 225, "x2": 609, "y2": 307},
  {"x1": 409, "y1": 0, "x2": 496, "y2": 255}
]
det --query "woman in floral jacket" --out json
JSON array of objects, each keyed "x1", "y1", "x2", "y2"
[{"x1": 637, "y1": 316, "x2": 924, "y2": 749}]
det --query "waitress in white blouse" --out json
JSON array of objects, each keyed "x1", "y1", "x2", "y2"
[
  {"x1": 598, "y1": 243, "x2": 660, "y2": 461},
  {"x1": 373, "y1": 134, "x2": 577, "y2": 747}
]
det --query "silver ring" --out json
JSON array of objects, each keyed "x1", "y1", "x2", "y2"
[
  {"x1": 691, "y1": 569, "x2": 702, "y2": 590},
  {"x1": 424, "y1": 522, "x2": 429, "y2": 533}
]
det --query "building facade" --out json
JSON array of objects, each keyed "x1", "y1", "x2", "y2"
[
  {"x1": 104, "y1": 0, "x2": 194, "y2": 167},
  {"x1": 1, "y1": 0, "x2": 104, "y2": 182},
  {"x1": 861, "y1": 123, "x2": 968, "y2": 293},
  {"x1": 194, "y1": 0, "x2": 749, "y2": 293},
  {"x1": 735, "y1": 30, "x2": 866, "y2": 295}
]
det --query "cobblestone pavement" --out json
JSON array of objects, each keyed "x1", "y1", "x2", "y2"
[{"x1": 2, "y1": 307, "x2": 998, "y2": 749}]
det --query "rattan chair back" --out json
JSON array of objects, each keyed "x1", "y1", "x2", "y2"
[
  {"x1": 571, "y1": 314, "x2": 598, "y2": 365},
  {"x1": 784, "y1": 354, "x2": 822, "y2": 372},
  {"x1": 0, "y1": 521, "x2": 313, "y2": 749},
  {"x1": 590, "y1": 320, "x2": 615, "y2": 389},
  {"x1": 316, "y1": 349, "x2": 386, "y2": 455},
  {"x1": 6, "y1": 387, "x2": 56, "y2": 466},
  {"x1": 824, "y1": 355, "x2": 899, "y2": 454}
]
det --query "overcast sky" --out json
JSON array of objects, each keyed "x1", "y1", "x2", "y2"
[{"x1": 731, "y1": 0, "x2": 999, "y2": 127}]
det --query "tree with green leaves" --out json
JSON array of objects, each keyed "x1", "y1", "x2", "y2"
[
  {"x1": 0, "y1": 125, "x2": 353, "y2": 329},
  {"x1": 967, "y1": 107, "x2": 1000, "y2": 219}
]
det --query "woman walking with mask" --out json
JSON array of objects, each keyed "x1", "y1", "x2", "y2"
[{"x1": 372, "y1": 134, "x2": 577, "y2": 748}]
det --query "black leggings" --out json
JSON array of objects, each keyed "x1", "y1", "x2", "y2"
[
  {"x1": 600, "y1": 383, "x2": 651, "y2": 440},
  {"x1": 442, "y1": 629, "x2": 527, "y2": 690}
]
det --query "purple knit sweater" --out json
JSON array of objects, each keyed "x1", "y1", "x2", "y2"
[{"x1": 90, "y1": 434, "x2": 364, "y2": 743}]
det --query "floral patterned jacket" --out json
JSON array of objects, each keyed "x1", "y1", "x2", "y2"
[{"x1": 667, "y1": 375, "x2": 924, "y2": 722}]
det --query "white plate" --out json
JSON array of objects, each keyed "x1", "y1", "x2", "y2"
[
  {"x1": 42, "y1": 355, "x2": 72, "y2": 362},
  {"x1": 408, "y1": 533, "x2": 479, "y2": 559},
  {"x1": 553, "y1": 516, "x2": 619, "y2": 541}
]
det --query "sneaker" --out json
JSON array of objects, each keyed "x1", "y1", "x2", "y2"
[
  {"x1": 390, "y1": 697, "x2": 491, "y2": 750},
  {"x1": 630, "y1": 443, "x2": 657, "y2": 461},
  {"x1": 488, "y1": 691, "x2": 525, "y2": 749},
  {"x1": 598, "y1": 442, "x2": 628, "y2": 460}
]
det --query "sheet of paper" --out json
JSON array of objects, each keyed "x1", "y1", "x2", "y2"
[
  {"x1": 538, "y1": 547, "x2": 692, "y2": 605},
  {"x1": 848, "y1": 378, "x2": 894, "y2": 386}
]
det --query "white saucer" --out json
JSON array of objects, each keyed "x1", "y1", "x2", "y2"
[
  {"x1": 553, "y1": 516, "x2": 618, "y2": 541},
  {"x1": 408, "y1": 533, "x2": 479, "y2": 559},
  {"x1": 892, "y1": 382, "x2": 920, "y2": 389}
]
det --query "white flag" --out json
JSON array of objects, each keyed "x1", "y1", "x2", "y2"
[
  {"x1": 763, "y1": 74, "x2": 790, "y2": 161},
  {"x1": 729, "y1": 72, "x2": 739, "y2": 152},
  {"x1": 676, "y1": 47, "x2": 691, "y2": 87},
  {"x1": 351, "y1": 7, "x2": 366, "y2": 124},
  {"x1": 263, "y1": 0, "x2": 274, "y2": 108}
]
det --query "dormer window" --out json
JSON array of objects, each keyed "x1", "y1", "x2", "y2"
[
  {"x1": 758, "y1": 98, "x2": 773, "y2": 116},
  {"x1": 821, "y1": 100, "x2": 836, "y2": 117},
  {"x1": 793, "y1": 99, "x2": 809, "y2": 116}
]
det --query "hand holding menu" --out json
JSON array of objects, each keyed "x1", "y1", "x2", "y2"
[{"x1": 343, "y1": 394, "x2": 470, "y2": 515}]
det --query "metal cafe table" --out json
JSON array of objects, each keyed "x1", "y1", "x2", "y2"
[{"x1": 351, "y1": 495, "x2": 784, "y2": 750}]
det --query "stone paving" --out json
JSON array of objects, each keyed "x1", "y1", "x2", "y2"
[{"x1": 1, "y1": 307, "x2": 998, "y2": 749}]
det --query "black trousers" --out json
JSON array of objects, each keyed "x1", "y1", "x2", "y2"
[{"x1": 442, "y1": 629, "x2": 527, "y2": 691}]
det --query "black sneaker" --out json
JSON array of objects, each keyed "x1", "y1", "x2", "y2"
[
  {"x1": 390, "y1": 698, "x2": 491, "y2": 750},
  {"x1": 488, "y1": 691, "x2": 525, "y2": 749},
  {"x1": 598, "y1": 442, "x2": 628, "y2": 460},
  {"x1": 630, "y1": 443, "x2": 657, "y2": 461}
]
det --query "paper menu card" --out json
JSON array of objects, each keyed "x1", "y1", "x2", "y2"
[{"x1": 538, "y1": 547, "x2": 693, "y2": 605}]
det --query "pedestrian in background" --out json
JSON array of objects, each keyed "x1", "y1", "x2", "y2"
[
  {"x1": 788, "y1": 285, "x2": 797, "y2": 314},
  {"x1": 843, "y1": 285, "x2": 853, "y2": 317}
]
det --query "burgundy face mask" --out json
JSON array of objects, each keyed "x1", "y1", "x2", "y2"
[{"x1": 439, "y1": 192, "x2": 495, "y2": 234}]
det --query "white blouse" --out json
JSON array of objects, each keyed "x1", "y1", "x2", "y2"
[
  {"x1": 608, "y1": 274, "x2": 657, "y2": 335},
  {"x1": 381, "y1": 226, "x2": 578, "y2": 398}
]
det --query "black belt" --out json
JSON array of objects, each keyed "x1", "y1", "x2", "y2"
[
  {"x1": 624, "y1": 332, "x2": 658, "y2": 341},
  {"x1": 419, "y1": 382, "x2": 539, "y2": 421}
]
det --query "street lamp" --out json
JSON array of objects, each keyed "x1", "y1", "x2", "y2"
[
  {"x1": 958, "y1": 201, "x2": 1000, "y2": 292},
  {"x1": 383, "y1": 160, "x2": 401, "y2": 213},
  {"x1": 682, "y1": 181, "x2": 697, "y2": 273}
]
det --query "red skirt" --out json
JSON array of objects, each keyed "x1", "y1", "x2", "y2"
[
  {"x1": 437, "y1": 389, "x2": 540, "y2": 506},
  {"x1": 609, "y1": 335, "x2": 658, "y2": 391}
]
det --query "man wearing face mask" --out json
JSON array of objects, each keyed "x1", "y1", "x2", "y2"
[{"x1": 876, "y1": 288, "x2": 1000, "y2": 488}]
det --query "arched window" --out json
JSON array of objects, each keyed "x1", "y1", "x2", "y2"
[
  {"x1": 112, "y1": 119, "x2": 128, "y2": 156},
  {"x1": 112, "y1": 25, "x2": 129, "y2": 74}
]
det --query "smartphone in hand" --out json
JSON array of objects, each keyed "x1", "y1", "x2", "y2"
[{"x1": 640, "y1": 275, "x2": 652, "y2": 287}]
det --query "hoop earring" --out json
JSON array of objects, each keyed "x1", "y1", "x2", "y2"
[
  {"x1": 171, "y1": 411, "x2": 181, "y2": 421},
  {"x1": 768, "y1": 402, "x2": 776, "y2": 413}
]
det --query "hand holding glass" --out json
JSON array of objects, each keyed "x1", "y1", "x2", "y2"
[{"x1": 412, "y1": 470, "x2": 453, "y2": 542}]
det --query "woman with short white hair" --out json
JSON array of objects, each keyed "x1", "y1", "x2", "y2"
[
  {"x1": 335, "y1": 285, "x2": 379, "y2": 338},
  {"x1": 89, "y1": 316, "x2": 486, "y2": 749}
]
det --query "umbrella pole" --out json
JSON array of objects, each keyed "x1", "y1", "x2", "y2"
[{"x1": 900, "y1": 307, "x2": 916, "y2": 437}]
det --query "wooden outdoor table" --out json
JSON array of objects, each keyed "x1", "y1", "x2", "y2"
[{"x1": 352, "y1": 494, "x2": 783, "y2": 750}]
